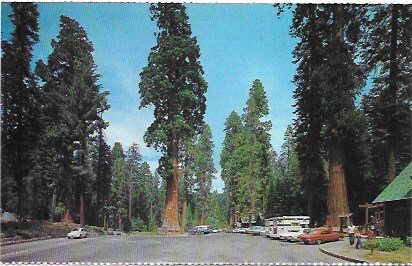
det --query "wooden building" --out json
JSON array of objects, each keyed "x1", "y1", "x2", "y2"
[{"x1": 372, "y1": 162, "x2": 412, "y2": 238}]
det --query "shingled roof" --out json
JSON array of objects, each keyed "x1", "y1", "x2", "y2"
[{"x1": 373, "y1": 162, "x2": 412, "y2": 203}]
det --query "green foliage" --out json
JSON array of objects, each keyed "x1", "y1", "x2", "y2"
[
  {"x1": 405, "y1": 237, "x2": 412, "y2": 247},
  {"x1": 53, "y1": 202, "x2": 66, "y2": 217},
  {"x1": 139, "y1": 3, "x2": 208, "y2": 230},
  {"x1": 139, "y1": 3, "x2": 207, "y2": 167},
  {"x1": 361, "y1": 4, "x2": 411, "y2": 190},
  {"x1": 364, "y1": 239, "x2": 380, "y2": 253},
  {"x1": 193, "y1": 124, "x2": 216, "y2": 221},
  {"x1": 1, "y1": 3, "x2": 40, "y2": 217},
  {"x1": 365, "y1": 238, "x2": 405, "y2": 252},
  {"x1": 377, "y1": 238, "x2": 404, "y2": 252},
  {"x1": 131, "y1": 217, "x2": 147, "y2": 232}
]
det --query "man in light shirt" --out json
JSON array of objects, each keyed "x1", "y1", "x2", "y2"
[{"x1": 347, "y1": 221, "x2": 356, "y2": 246}]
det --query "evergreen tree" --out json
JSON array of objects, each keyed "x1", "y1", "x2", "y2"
[
  {"x1": 193, "y1": 124, "x2": 216, "y2": 224},
  {"x1": 289, "y1": 4, "x2": 330, "y2": 226},
  {"x1": 241, "y1": 79, "x2": 271, "y2": 225},
  {"x1": 110, "y1": 142, "x2": 128, "y2": 229},
  {"x1": 36, "y1": 16, "x2": 109, "y2": 223},
  {"x1": 362, "y1": 5, "x2": 412, "y2": 185},
  {"x1": 139, "y1": 3, "x2": 208, "y2": 231},
  {"x1": 270, "y1": 126, "x2": 304, "y2": 217},
  {"x1": 1, "y1": 3, "x2": 39, "y2": 217},
  {"x1": 220, "y1": 111, "x2": 243, "y2": 227},
  {"x1": 91, "y1": 126, "x2": 112, "y2": 227}
]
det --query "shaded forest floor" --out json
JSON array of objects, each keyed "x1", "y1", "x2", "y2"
[{"x1": 1, "y1": 220, "x2": 105, "y2": 241}]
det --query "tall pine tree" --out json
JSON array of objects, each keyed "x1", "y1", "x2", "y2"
[
  {"x1": 193, "y1": 124, "x2": 216, "y2": 225},
  {"x1": 362, "y1": 5, "x2": 412, "y2": 186},
  {"x1": 1, "y1": 3, "x2": 40, "y2": 217},
  {"x1": 36, "y1": 16, "x2": 109, "y2": 223}
]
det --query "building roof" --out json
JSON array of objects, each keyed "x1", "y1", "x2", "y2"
[{"x1": 373, "y1": 162, "x2": 412, "y2": 203}]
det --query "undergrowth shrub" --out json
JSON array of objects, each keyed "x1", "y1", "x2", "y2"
[{"x1": 377, "y1": 238, "x2": 404, "y2": 252}]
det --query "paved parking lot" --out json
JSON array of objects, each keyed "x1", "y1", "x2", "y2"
[{"x1": 1, "y1": 233, "x2": 346, "y2": 263}]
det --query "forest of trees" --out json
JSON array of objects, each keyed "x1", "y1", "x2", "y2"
[
  {"x1": 1, "y1": 3, "x2": 411, "y2": 232},
  {"x1": 221, "y1": 4, "x2": 411, "y2": 227},
  {"x1": 1, "y1": 3, "x2": 227, "y2": 231}
]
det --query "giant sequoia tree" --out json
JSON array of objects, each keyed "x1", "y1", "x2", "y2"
[
  {"x1": 1, "y1": 3, "x2": 40, "y2": 217},
  {"x1": 318, "y1": 5, "x2": 366, "y2": 226},
  {"x1": 36, "y1": 16, "x2": 109, "y2": 223},
  {"x1": 139, "y1": 3, "x2": 207, "y2": 231},
  {"x1": 287, "y1": 4, "x2": 367, "y2": 226}
]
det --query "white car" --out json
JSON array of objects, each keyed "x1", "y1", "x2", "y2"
[
  {"x1": 281, "y1": 228, "x2": 309, "y2": 242},
  {"x1": 67, "y1": 228, "x2": 87, "y2": 239}
]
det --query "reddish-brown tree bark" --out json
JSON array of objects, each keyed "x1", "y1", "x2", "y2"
[
  {"x1": 162, "y1": 140, "x2": 181, "y2": 232},
  {"x1": 326, "y1": 143, "x2": 350, "y2": 227},
  {"x1": 229, "y1": 208, "x2": 235, "y2": 228}
]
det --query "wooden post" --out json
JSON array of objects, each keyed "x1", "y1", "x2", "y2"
[{"x1": 365, "y1": 206, "x2": 369, "y2": 225}]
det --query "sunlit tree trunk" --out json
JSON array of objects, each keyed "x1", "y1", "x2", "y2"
[
  {"x1": 163, "y1": 139, "x2": 180, "y2": 232},
  {"x1": 326, "y1": 143, "x2": 350, "y2": 227}
]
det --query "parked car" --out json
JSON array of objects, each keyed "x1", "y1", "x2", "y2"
[
  {"x1": 238, "y1": 228, "x2": 247, "y2": 234},
  {"x1": 247, "y1": 226, "x2": 264, "y2": 236},
  {"x1": 212, "y1": 229, "x2": 219, "y2": 233},
  {"x1": 297, "y1": 228, "x2": 343, "y2": 244},
  {"x1": 232, "y1": 228, "x2": 241, "y2": 233},
  {"x1": 281, "y1": 228, "x2": 310, "y2": 242},
  {"x1": 107, "y1": 228, "x2": 114, "y2": 235},
  {"x1": 67, "y1": 228, "x2": 87, "y2": 239},
  {"x1": 195, "y1": 225, "x2": 210, "y2": 234}
]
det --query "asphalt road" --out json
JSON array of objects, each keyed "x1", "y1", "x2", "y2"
[{"x1": 1, "y1": 233, "x2": 346, "y2": 263}]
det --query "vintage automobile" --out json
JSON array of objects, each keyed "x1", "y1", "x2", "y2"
[
  {"x1": 246, "y1": 226, "x2": 264, "y2": 236},
  {"x1": 280, "y1": 228, "x2": 310, "y2": 242},
  {"x1": 297, "y1": 228, "x2": 343, "y2": 244},
  {"x1": 67, "y1": 228, "x2": 87, "y2": 239}
]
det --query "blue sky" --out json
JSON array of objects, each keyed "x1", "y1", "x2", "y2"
[{"x1": 1, "y1": 3, "x2": 297, "y2": 193}]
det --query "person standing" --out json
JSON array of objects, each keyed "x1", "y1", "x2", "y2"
[
  {"x1": 355, "y1": 226, "x2": 362, "y2": 249},
  {"x1": 348, "y1": 222, "x2": 356, "y2": 246}
]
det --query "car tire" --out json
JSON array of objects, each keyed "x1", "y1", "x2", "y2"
[
  {"x1": 68, "y1": 236, "x2": 71, "y2": 239},
  {"x1": 316, "y1": 239, "x2": 322, "y2": 245},
  {"x1": 338, "y1": 236, "x2": 343, "y2": 241}
]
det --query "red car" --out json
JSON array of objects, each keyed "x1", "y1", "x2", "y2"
[{"x1": 297, "y1": 228, "x2": 343, "y2": 244}]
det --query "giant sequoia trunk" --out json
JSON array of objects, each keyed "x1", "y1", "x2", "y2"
[
  {"x1": 162, "y1": 139, "x2": 180, "y2": 232},
  {"x1": 229, "y1": 207, "x2": 235, "y2": 228},
  {"x1": 326, "y1": 143, "x2": 350, "y2": 227}
]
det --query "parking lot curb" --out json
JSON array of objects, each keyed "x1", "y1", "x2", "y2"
[
  {"x1": 319, "y1": 247, "x2": 369, "y2": 264},
  {"x1": 0, "y1": 236, "x2": 52, "y2": 247}
]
